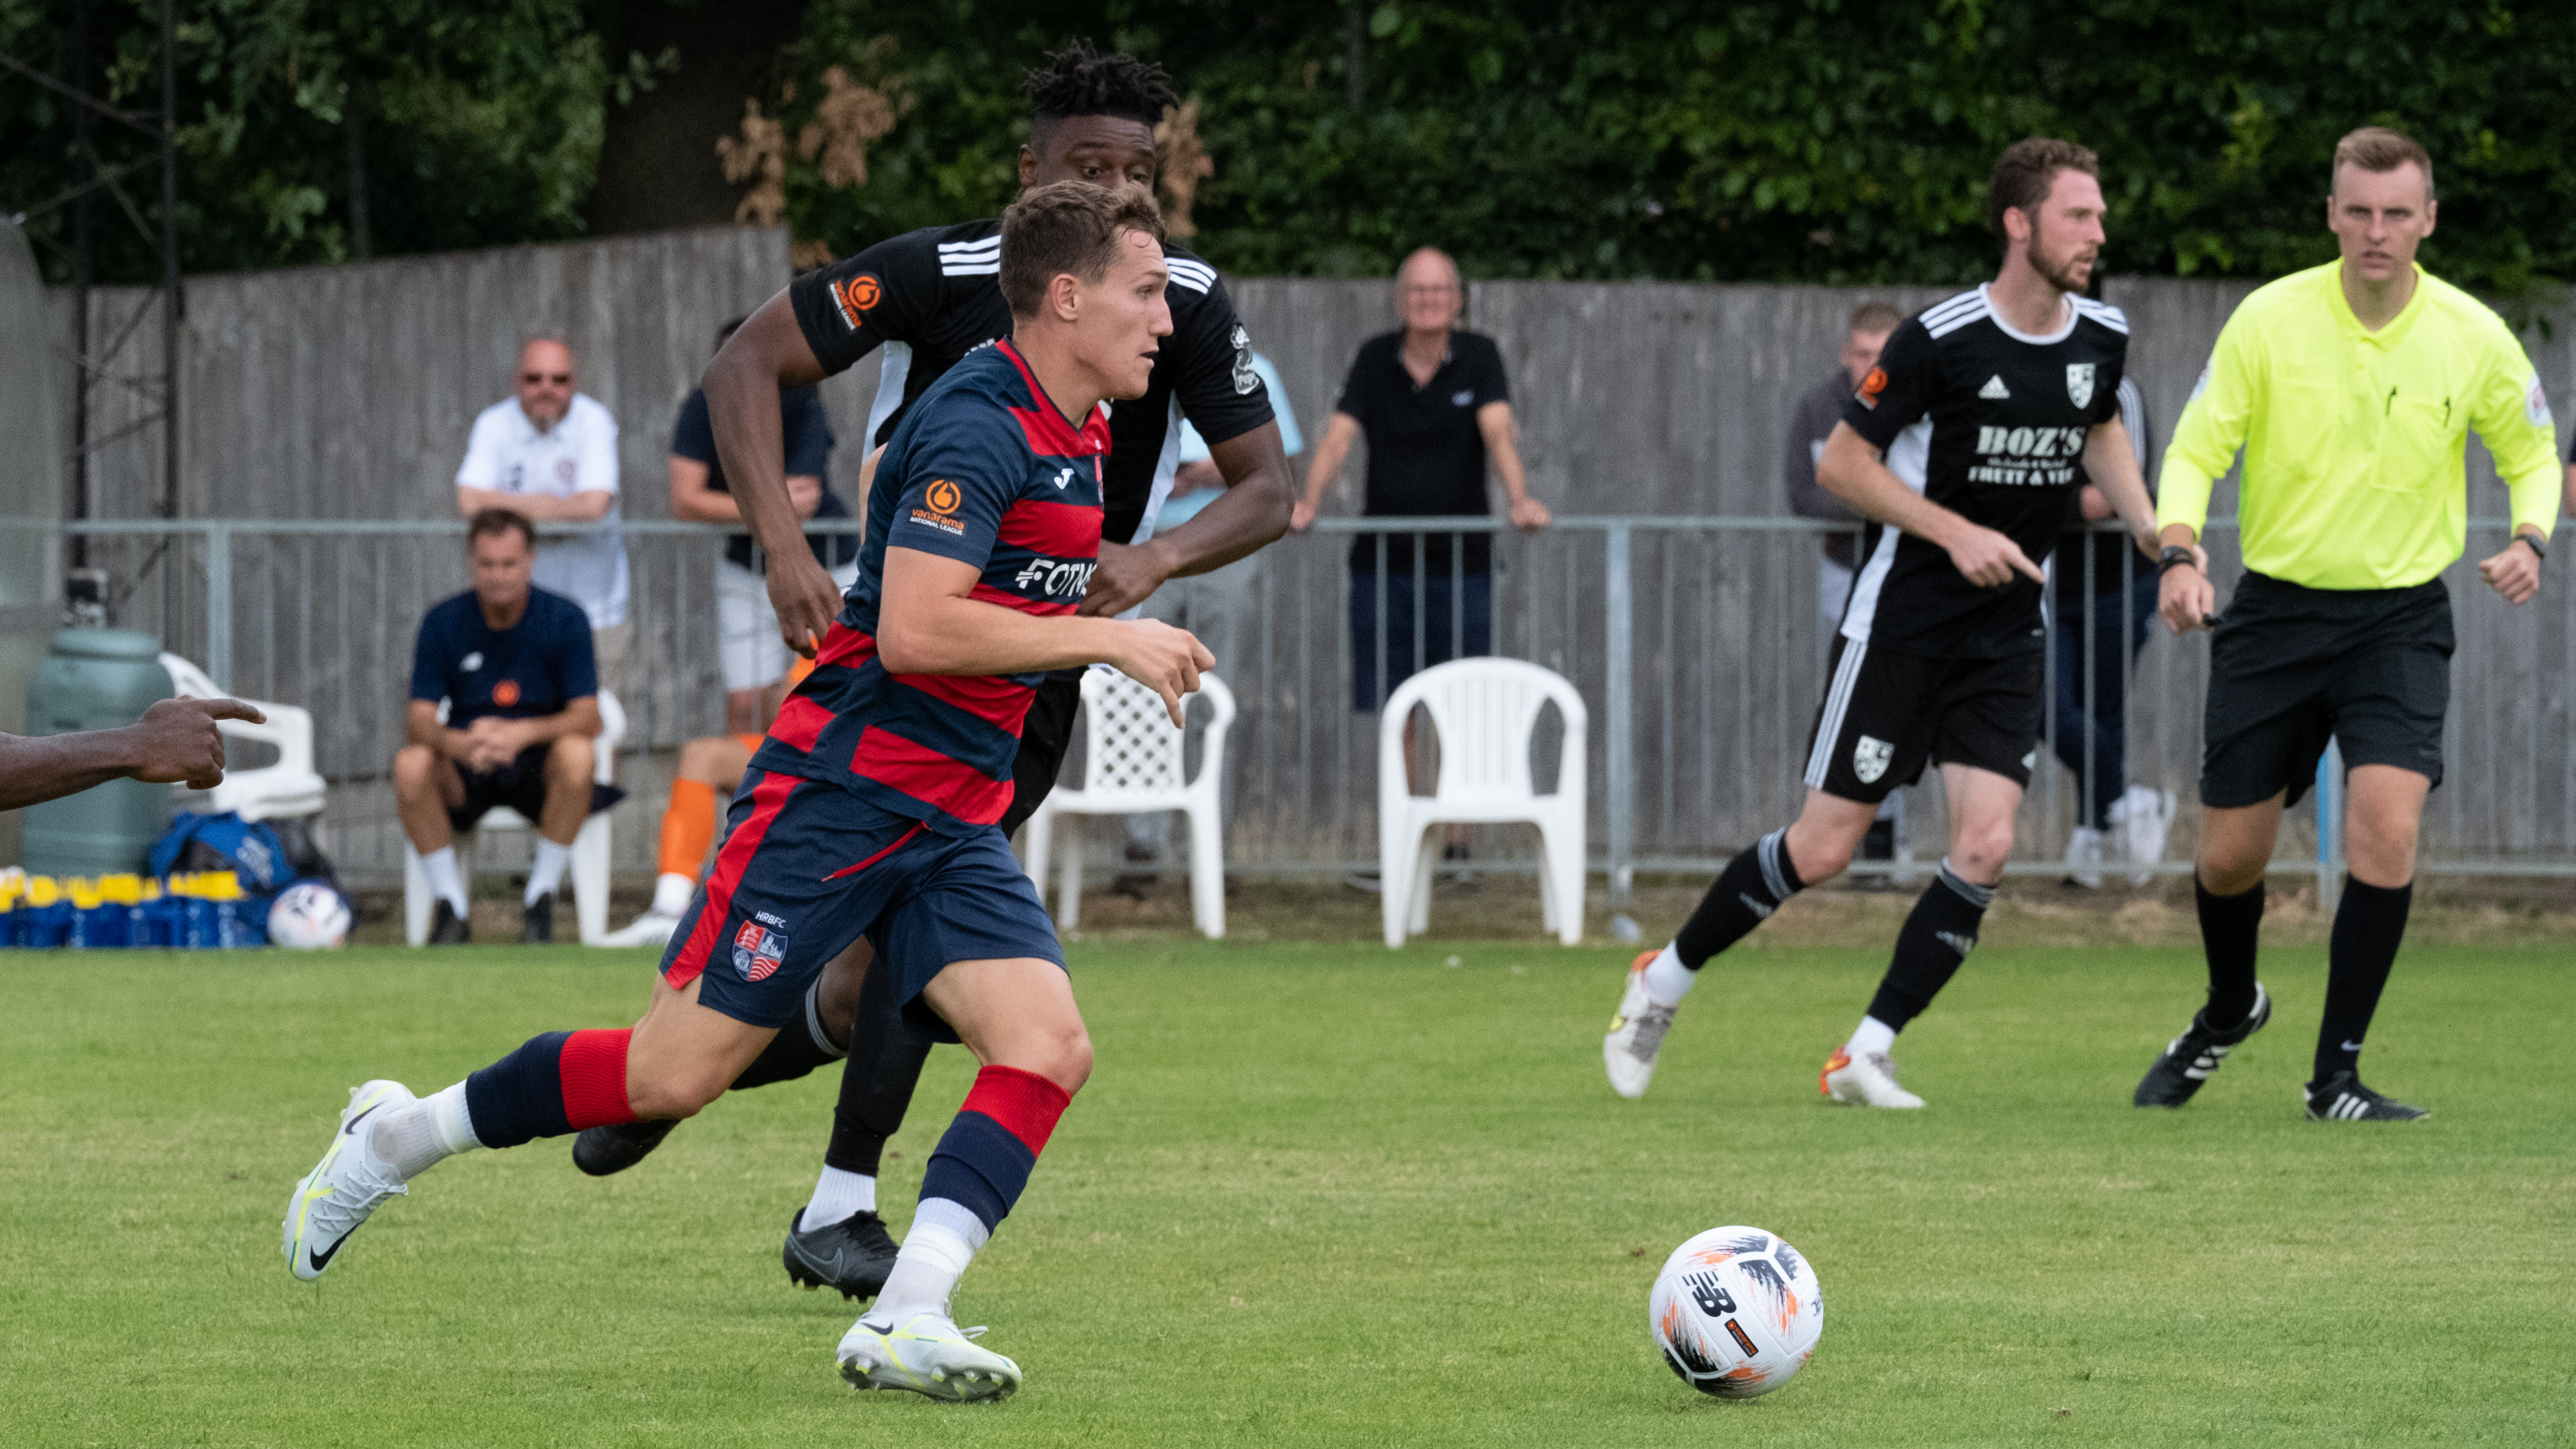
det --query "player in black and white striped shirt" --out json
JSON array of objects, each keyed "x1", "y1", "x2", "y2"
[{"x1": 1604, "y1": 139, "x2": 2162, "y2": 1109}]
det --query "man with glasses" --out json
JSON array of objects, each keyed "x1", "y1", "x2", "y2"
[
  {"x1": 1293, "y1": 247, "x2": 1550, "y2": 884},
  {"x1": 456, "y1": 336, "x2": 633, "y2": 701}
]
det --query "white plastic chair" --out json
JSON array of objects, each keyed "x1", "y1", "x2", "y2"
[
  {"x1": 1022, "y1": 670, "x2": 1235, "y2": 938},
  {"x1": 159, "y1": 654, "x2": 328, "y2": 822},
  {"x1": 404, "y1": 689, "x2": 623, "y2": 946},
  {"x1": 1378, "y1": 658, "x2": 1588, "y2": 947}
]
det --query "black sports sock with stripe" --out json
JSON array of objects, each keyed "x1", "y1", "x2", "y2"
[
  {"x1": 2195, "y1": 877, "x2": 2264, "y2": 1031},
  {"x1": 1863, "y1": 861, "x2": 1993, "y2": 1031},
  {"x1": 2314, "y1": 877, "x2": 2411, "y2": 1084},
  {"x1": 1674, "y1": 829, "x2": 1806, "y2": 969}
]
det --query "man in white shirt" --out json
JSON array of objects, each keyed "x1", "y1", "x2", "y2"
[{"x1": 455, "y1": 337, "x2": 633, "y2": 701}]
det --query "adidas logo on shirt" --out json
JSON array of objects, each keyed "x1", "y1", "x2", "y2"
[{"x1": 1978, "y1": 374, "x2": 2011, "y2": 399}]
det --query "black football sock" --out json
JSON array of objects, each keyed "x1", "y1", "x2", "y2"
[
  {"x1": 823, "y1": 963, "x2": 938, "y2": 1177},
  {"x1": 1673, "y1": 829, "x2": 1806, "y2": 969},
  {"x1": 1861, "y1": 861, "x2": 1993, "y2": 1031},
  {"x1": 730, "y1": 980, "x2": 848, "y2": 1090},
  {"x1": 2314, "y1": 877, "x2": 2411, "y2": 1084},
  {"x1": 2195, "y1": 877, "x2": 2265, "y2": 1031}
]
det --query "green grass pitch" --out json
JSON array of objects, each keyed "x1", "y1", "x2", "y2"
[{"x1": 2, "y1": 937, "x2": 2569, "y2": 1447}]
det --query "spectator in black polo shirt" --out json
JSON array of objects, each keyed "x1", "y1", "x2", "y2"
[
  {"x1": 1294, "y1": 247, "x2": 1548, "y2": 690},
  {"x1": 668, "y1": 315, "x2": 856, "y2": 735},
  {"x1": 1294, "y1": 246, "x2": 1548, "y2": 881}
]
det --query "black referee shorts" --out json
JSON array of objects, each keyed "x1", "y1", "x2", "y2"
[
  {"x1": 1801, "y1": 636, "x2": 2043, "y2": 804},
  {"x1": 2201, "y1": 572, "x2": 2452, "y2": 810}
]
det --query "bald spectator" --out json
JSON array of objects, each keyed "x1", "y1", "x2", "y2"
[
  {"x1": 1296, "y1": 246, "x2": 1550, "y2": 885},
  {"x1": 456, "y1": 337, "x2": 632, "y2": 702}
]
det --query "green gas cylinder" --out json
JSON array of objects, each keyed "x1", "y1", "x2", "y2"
[{"x1": 21, "y1": 629, "x2": 173, "y2": 876}]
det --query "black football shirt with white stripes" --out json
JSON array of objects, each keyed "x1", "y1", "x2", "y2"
[
  {"x1": 1837, "y1": 284, "x2": 2130, "y2": 658},
  {"x1": 786, "y1": 218, "x2": 1275, "y2": 547}
]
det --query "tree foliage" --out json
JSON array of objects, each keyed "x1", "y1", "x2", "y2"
[{"x1": 12, "y1": 1, "x2": 2576, "y2": 294}]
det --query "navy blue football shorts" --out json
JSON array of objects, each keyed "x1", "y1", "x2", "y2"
[{"x1": 657, "y1": 768, "x2": 1064, "y2": 1041}]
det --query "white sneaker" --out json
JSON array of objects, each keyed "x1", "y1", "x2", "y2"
[
  {"x1": 1603, "y1": 949, "x2": 1677, "y2": 1100},
  {"x1": 1820, "y1": 1048, "x2": 1925, "y2": 1108},
  {"x1": 2061, "y1": 827, "x2": 2104, "y2": 888},
  {"x1": 2118, "y1": 787, "x2": 2176, "y2": 887},
  {"x1": 838, "y1": 1306, "x2": 1024, "y2": 1402},
  {"x1": 598, "y1": 911, "x2": 681, "y2": 948},
  {"x1": 283, "y1": 1079, "x2": 415, "y2": 1280}
]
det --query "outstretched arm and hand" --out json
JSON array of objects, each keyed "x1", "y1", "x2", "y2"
[
  {"x1": 1477, "y1": 401, "x2": 1550, "y2": 531},
  {"x1": 1082, "y1": 420, "x2": 1295, "y2": 617},
  {"x1": 1816, "y1": 422, "x2": 2045, "y2": 588},
  {"x1": 878, "y1": 547, "x2": 1213, "y2": 727},
  {"x1": 705, "y1": 291, "x2": 845, "y2": 657},
  {"x1": 1290, "y1": 413, "x2": 1361, "y2": 532},
  {"x1": 0, "y1": 696, "x2": 265, "y2": 811}
]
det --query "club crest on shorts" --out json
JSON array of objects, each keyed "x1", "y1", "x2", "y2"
[
  {"x1": 1852, "y1": 735, "x2": 1894, "y2": 784},
  {"x1": 2066, "y1": 363, "x2": 2096, "y2": 410},
  {"x1": 732, "y1": 919, "x2": 787, "y2": 982}
]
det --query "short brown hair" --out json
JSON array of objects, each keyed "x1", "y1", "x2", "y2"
[
  {"x1": 2333, "y1": 126, "x2": 2434, "y2": 199},
  {"x1": 466, "y1": 508, "x2": 535, "y2": 552},
  {"x1": 998, "y1": 182, "x2": 1167, "y2": 318},
  {"x1": 1987, "y1": 137, "x2": 2101, "y2": 242},
  {"x1": 1848, "y1": 301, "x2": 1902, "y2": 336}
]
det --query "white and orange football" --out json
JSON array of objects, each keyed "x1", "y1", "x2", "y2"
[{"x1": 1648, "y1": 1225, "x2": 1824, "y2": 1399}]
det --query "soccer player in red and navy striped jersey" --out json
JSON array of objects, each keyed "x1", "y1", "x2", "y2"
[{"x1": 281, "y1": 184, "x2": 1208, "y2": 1403}]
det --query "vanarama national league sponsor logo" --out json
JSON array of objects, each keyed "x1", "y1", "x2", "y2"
[{"x1": 910, "y1": 479, "x2": 968, "y2": 537}]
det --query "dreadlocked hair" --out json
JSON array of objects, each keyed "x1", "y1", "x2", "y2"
[{"x1": 1023, "y1": 40, "x2": 1175, "y2": 146}]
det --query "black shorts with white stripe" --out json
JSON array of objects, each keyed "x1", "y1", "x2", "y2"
[{"x1": 1801, "y1": 636, "x2": 2043, "y2": 804}]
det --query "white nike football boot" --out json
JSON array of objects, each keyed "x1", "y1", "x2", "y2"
[
  {"x1": 1603, "y1": 949, "x2": 1677, "y2": 1099},
  {"x1": 284, "y1": 1079, "x2": 415, "y2": 1280},
  {"x1": 838, "y1": 1307, "x2": 1024, "y2": 1402},
  {"x1": 598, "y1": 910, "x2": 682, "y2": 948},
  {"x1": 1820, "y1": 1048, "x2": 1925, "y2": 1108}
]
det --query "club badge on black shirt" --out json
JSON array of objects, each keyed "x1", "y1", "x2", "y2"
[{"x1": 1838, "y1": 284, "x2": 2130, "y2": 657}]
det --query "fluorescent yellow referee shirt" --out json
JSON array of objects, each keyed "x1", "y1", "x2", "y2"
[{"x1": 2159, "y1": 260, "x2": 2558, "y2": 589}]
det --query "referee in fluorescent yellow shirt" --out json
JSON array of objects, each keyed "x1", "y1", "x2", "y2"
[{"x1": 2134, "y1": 128, "x2": 2557, "y2": 1123}]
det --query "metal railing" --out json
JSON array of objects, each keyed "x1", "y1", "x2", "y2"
[{"x1": 4, "y1": 512, "x2": 2567, "y2": 894}]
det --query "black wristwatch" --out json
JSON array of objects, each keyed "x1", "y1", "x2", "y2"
[
  {"x1": 2157, "y1": 545, "x2": 2199, "y2": 575},
  {"x1": 2515, "y1": 533, "x2": 2547, "y2": 563}
]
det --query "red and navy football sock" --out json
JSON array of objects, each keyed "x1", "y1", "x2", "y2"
[
  {"x1": 460, "y1": 1028, "x2": 638, "y2": 1149},
  {"x1": 872, "y1": 1065, "x2": 1072, "y2": 1318}
]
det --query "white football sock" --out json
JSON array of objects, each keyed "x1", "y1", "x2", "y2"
[
  {"x1": 799, "y1": 1165, "x2": 878, "y2": 1232},
  {"x1": 649, "y1": 871, "x2": 696, "y2": 918},
  {"x1": 526, "y1": 839, "x2": 573, "y2": 905},
  {"x1": 421, "y1": 847, "x2": 468, "y2": 914},
  {"x1": 872, "y1": 1197, "x2": 988, "y2": 1319},
  {"x1": 1847, "y1": 1015, "x2": 1898, "y2": 1059},
  {"x1": 1642, "y1": 943, "x2": 1696, "y2": 1008},
  {"x1": 372, "y1": 1081, "x2": 482, "y2": 1181}
]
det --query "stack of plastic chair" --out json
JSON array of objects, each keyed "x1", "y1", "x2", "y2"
[
  {"x1": 403, "y1": 690, "x2": 624, "y2": 945},
  {"x1": 1022, "y1": 670, "x2": 1235, "y2": 938},
  {"x1": 1378, "y1": 658, "x2": 1588, "y2": 947}
]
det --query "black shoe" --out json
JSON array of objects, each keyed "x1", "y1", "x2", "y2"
[
  {"x1": 783, "y1": 1207, "x2": 902, "y2": 1300},
  {"x1": 521, "y1": 892, "x2": 554, "y2": 944},
  {"x1": 1437, "y1": 844, "x2": 1481, "y2": 893},
  {"x1": 429, "y1": 899, "x2": 472, "y2": 945},
  {"x1": 2134, "y1": 983, "x2": 2271, "y2": 1107},
  {"x1": 1859, "y1": 818, "x2": 1896, "y2": 861},
  {"x1": 2304, "y1": 1070, "x2": 2429, "y2": 1122},
  {"x1": 572, "y1": 1119, "x2": 679, "y2": 1177}
]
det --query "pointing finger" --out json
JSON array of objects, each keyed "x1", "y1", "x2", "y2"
[{"x1": 205, "y1": 699, "x2": 267, "y2": 725}]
